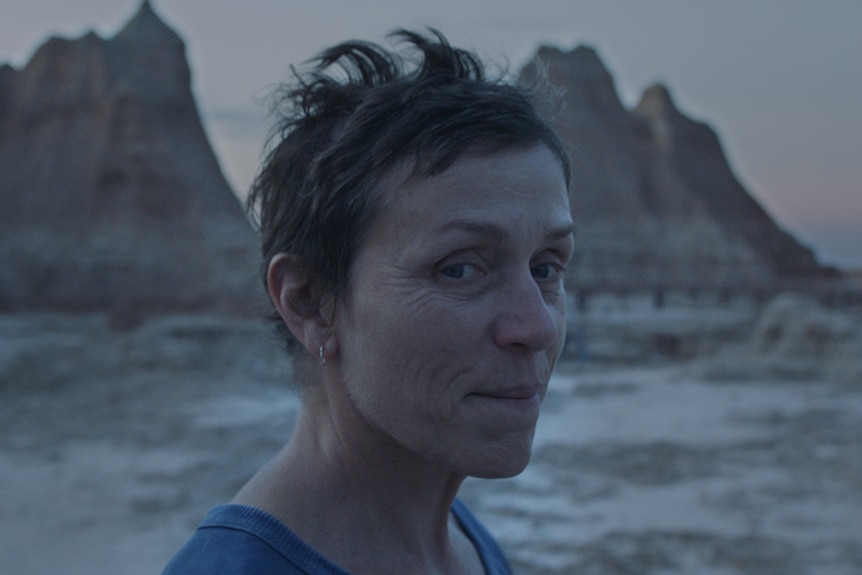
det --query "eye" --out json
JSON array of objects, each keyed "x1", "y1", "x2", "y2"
[
  {"x1": 440, "y1": 263, "x2": 481, "y2": 280},
  {"x1": 531, "y1": 262, "x2": 563, "y2": 281}
]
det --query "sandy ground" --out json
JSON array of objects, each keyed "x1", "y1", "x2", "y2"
[{"x1": 1, "y1": 302, "x2": 860, "y2": 574}]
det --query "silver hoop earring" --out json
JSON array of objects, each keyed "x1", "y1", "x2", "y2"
[{"x1": 318, "y1": 345, "x2": 326, "y2": 366}]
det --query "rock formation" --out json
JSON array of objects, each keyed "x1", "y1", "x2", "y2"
[
  {"x1": 0, "y1": 1, "x2": 262, "y2": 317},
  {"x1": 0, "y1": 8, "x2": 839, "y2": 314},
  {"x1": 522, "y1": 46, "x2": 836, "y2": 291}
]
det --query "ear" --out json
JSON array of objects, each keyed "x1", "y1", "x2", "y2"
[{"x1": 266, "y1": 253, "x2": 333, "y2": 356}]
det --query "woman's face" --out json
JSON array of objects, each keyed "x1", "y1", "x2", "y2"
[{"x1": 330, "y1": 144, "x2": 574, "y2": 479}]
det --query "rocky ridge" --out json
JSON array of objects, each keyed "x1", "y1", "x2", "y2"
[
  {"x1": 0, "y1": 6, "x2": 838, "y2": 316},
  {"x1": 521, "y1": 46, "x2": 834, "y2": 291},
  {"x1": 0, "y1": 1, "x2": 262, "y2": 318}
]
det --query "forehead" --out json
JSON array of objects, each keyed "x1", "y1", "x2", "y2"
[{"x1": 384, "y1": 145, "x2": 570, "y2": 224}]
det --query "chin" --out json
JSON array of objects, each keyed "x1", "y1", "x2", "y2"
[
  {"x1": 465, "y1": 438, "x2": 535, "y2": 479},
  {"x1": 474, "y1": 464, "x2": 530, "y2": 480}
]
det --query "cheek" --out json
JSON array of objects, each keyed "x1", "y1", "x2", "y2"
[
  {"x1": 403, "y1": 321, "x2": 477, "y2": 399},
  {"x1": 337, "y1": 292, "x2": 484, "y2": 406},
  {"x1": 352, "y1": 285, "x2": 485, "y2": 354}
]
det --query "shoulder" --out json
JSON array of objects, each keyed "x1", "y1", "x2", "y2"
[
  {"x1": 451, "y1": 499, "x2": 513, "y2": 575},
  {"x1": 161, "y1": 505, "x2": 350, "y2": 575}
]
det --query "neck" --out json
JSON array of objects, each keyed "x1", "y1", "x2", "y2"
[{"x1": 233, "y1": 386, "x2": 473, "y2": 574}]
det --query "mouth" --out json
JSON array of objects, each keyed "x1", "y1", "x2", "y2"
[
  {"x1": 465, "y1": 384, "x2": 543, "y2": 421},
  {"x1": 469, "y1": 384, "x2": 542, "y2": 402}
]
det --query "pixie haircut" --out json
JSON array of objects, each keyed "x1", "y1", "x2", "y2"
[{"x1": 247, "y1": 29, "x2": 570, "y2": 356}]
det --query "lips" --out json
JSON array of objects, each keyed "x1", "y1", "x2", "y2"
[{"x1": 472, "y1": 385, "x2": 540, "y2": 401}]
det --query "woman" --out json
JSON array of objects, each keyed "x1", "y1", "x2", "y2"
[{"x1": 163, "y1": 29, "x2": 574, "y2": 575}]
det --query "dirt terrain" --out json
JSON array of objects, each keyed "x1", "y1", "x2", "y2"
[{"x1": 1, "y1": 299, "x2": 860, "y2": 574}]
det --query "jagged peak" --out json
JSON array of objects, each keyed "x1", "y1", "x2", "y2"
[
  {"x1": 634, "y1": 83, "x2": 680, "y2": 119},
  {"x1": 534, "y1": 44, "x2": 609, "y2": 76},
  {"x1": 567, "y1": 45, "x2": 604, "y2": 65},
  {"x1": 522, "y1": 43, "x2": 627, "y2": 116},
  {"x1": 115, "y1": 0, "x2": 182, "y2": 46},
  {"x1": 1, "y1": 62, "x2": 18, "y2": 76}
]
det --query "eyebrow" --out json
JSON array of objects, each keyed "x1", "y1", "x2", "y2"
[{"x1": 435, "y1": 219, "x2": 576, "y2": 242}]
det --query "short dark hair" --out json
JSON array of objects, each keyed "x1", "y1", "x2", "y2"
[{"x1": 247, "y1": 29, "x2": 570, "y2": 355}]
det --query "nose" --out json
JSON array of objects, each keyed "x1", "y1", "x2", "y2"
[{"x1": 493, "y1": 273, "x2": 562, "y2": 352}]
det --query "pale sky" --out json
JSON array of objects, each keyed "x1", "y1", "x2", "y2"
[{"x1": 2, "y1": 0, "x2": 860, "y2": 269}]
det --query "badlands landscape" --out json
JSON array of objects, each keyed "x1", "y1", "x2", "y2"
[{"x1": 2, "y1": 4, "x2": 859, "y2": 573}]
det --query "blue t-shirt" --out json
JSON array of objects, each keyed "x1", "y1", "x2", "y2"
[{"x1": 162, "y1": 499, "x2": 512, "y2": 574}]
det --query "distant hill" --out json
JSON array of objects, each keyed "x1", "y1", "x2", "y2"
[
  {"x1": 521, "y1": 46, "x2": 838, "y2": 292},
  {"x1": 0, "y1": 4, "x2": 839, "y2": 317},
  {"x1": 0, "y1": 1, "x2": 262, "y2": 318}
]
